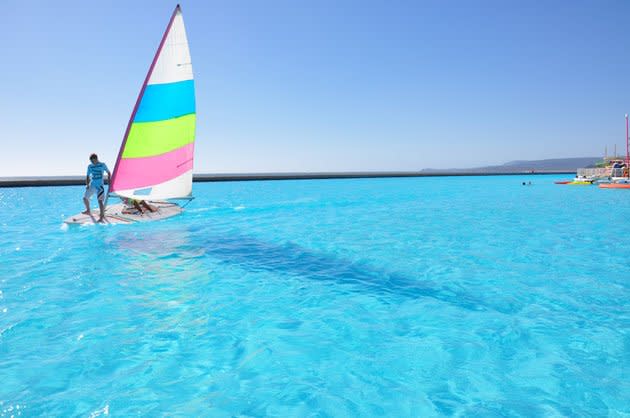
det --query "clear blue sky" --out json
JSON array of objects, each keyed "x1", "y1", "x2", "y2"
[{"x1": 2, "y1": 0, "x2": 630, "y2": 175}]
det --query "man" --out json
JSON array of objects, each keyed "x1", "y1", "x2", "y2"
[{"x1": 83, "y1": 153, "x2": 111, "y2": 222}]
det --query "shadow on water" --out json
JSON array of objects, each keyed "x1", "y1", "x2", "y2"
[{"x1": 112, "y1": 226, "x2": 520, "y2": 314}]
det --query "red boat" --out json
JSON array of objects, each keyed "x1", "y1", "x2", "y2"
[
  {"x1": 554, "y1": 181, "x2": 572, "y2": 184},
  {"x1": 599, "y1": 183, "x2": 630, "y2": 189}
]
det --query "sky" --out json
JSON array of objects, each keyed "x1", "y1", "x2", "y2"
[{"x1": 2, "y1": 0, "x2": 630, "y2": 176}]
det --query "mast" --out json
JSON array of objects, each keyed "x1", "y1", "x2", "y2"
[
  {"x1": 109, "y1": 5, "x2": 182, "y2": 193},
  {"x1": 626, "y1": 114, "x2": 629, "y2": 178}
]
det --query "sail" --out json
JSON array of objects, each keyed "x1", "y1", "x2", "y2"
[{"x1": 110, "y1": 5, "x2": 195, "y2": 200}]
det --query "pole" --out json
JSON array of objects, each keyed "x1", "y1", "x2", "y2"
[{"x1": 626, "y1": 114, "x2": 629, "y2": 178}]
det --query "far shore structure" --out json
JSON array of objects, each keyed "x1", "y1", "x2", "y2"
[{"x1": 560, "y1": 114, "x2": 630, "y2": 188}]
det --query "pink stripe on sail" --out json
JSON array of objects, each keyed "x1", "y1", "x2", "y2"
[{"x1": 111, "y1": 142, "x2": 194, "y2": 191}]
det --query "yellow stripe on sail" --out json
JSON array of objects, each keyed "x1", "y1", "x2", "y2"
[{"x1": 122, "y1": 113, "x2": 196, "y2": 159}]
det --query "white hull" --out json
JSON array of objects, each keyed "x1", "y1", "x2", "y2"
[{"x1": 64, "y1": 201, "x2": 183, "y2": 225}]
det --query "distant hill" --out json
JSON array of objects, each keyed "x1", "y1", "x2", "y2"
[{"x1": 422, "y1": 157, "x2": 601, "y2": 173}]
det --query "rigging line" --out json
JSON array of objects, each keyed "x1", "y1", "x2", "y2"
[{"x1": 181, "y1": 197, "x2": 195, "y2": 208}]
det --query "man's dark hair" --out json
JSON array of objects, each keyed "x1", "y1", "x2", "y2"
[{"x1": 90, "y1": 153, "x2": 98, "y2": 160}]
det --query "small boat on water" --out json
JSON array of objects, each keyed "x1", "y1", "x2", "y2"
[
  {"x1": 554, "y1": 176, "x2": 594, "y2": 185},
  {"x1": 599, "y1": 179, "x2": 630, "y2": 189},
  {"x1": 599, "y1": 183, "x2": 630, "y2": 189},
  {"x1": 65, "y1": 5, "x2": 196, "y2": 225},
  {"x1": 565, "y1": 176, "x2": 594, "y2": 185}
]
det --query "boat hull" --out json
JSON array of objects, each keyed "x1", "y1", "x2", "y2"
[
  {"x1": 599, "y1": 183, "x2": 630, "y2": 189},
  {"x1": 64, "y1": 201, "x2": 184, "y2": 225}
]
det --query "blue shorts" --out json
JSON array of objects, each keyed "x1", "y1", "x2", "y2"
[{"x1": 84, "y1": 184, "x2": 105, "y2": 201}]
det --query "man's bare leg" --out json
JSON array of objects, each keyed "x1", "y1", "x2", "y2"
[
  {"x1": 97, "y1": 199, "x2": 106, "y2": 222},
  {"x1": 82, "y1": 197, "x2": 91, "y2": 215},
  {"x1": 141, "y1": 201, "x2": 156, "y2": 212}
]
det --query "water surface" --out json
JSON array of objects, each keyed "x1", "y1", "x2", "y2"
[{"x1": 0, "y1": 175, "x2": 628, "y2": 416}]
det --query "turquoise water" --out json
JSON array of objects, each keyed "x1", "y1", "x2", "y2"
[{"x1": 0, "y1": 175, "x2": 628, "y2": 416}]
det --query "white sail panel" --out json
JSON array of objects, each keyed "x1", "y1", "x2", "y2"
[{"x1": 148, "y1": 10, "x2": 193, "y2": 85}]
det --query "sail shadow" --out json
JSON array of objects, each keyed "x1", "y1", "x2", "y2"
[
  {"x1": 195, "y1": 232, "x2": 517, "y2": 313},
  {"x1": 111, "y1": 226, "x2": 521, "y2": 313}
]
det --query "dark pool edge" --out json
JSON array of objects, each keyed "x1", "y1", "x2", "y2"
[{"x1": 0, "y1": 171, "x2": 574, "y2": 188}]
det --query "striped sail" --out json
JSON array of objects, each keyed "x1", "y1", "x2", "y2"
[{"x1": 110, "y1": 5, "x2": 195, "y2": 200}]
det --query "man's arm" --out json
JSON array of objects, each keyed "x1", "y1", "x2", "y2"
[{"x1": 105, "y1": 164, "x2": 112, "y2": 185}]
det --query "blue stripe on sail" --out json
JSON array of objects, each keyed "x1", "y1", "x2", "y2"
[
  {"x1": 134, "y1": 80, "x2": 195, "y2": 122},
  {"x1": 134, "y1": 187, "x2": 152, "y2": 196}
]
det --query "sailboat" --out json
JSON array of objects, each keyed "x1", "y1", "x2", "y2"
[{"x1": 65, "y1": 5, "x2": 196, "y2": 224}]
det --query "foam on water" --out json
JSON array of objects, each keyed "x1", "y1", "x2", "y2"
[{"x1": 0, "y1": 175, "x2": 628, "y2": 416}]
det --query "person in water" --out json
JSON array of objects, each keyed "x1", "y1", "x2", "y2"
[
  {"x1": 121, "y1": 197, "x2": 157, "y2": 214},
  {"x1": 83, "y1": 153, "x2": 111, "y2": 222}
]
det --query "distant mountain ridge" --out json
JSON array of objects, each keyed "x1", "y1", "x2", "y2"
[{"x1": 422, "y1": 157, "x2": 601, "y2": 173}]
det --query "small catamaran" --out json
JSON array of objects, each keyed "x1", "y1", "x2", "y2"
[{"x1": 66, "y1": 5, "x2": 196, "y2": 225}]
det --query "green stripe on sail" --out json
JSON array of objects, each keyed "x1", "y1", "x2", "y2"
[{"x1": 122, "y1": 113, "x2": 196, "y2": 158}]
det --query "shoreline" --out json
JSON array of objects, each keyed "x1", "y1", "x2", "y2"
[{"x1": 0, "y1": 171, "x2": 573, "y2": 188}]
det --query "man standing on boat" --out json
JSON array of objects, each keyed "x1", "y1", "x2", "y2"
[{"x1": 83, "y1": 153, "x2": 111, "y2": 222}]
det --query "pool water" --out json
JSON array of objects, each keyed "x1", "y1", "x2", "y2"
[{"x1": 0, "y1": 175, "x2": 628, "y2": 416}]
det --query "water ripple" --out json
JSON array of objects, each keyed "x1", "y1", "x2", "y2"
[{"x1": 0, "y1": 176, "x2": 628, "y2": 416}]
